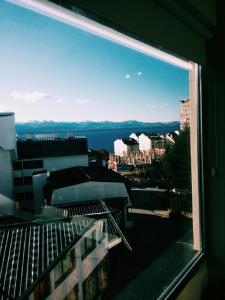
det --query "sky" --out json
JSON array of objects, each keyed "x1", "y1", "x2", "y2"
[{"x1": 0, "y1": 0, "x2": 189, "y2": 123}]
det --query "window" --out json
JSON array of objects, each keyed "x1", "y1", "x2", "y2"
[
  {"x1": 63, "y1": 285, "x2": 79, "y2": 300},
  {"x1": 81, "y1": 231, "x2": 97, "y2": 260},
  {"x1": 33, "y1": 274, "x2": 51, "y2": 300},
  {"x1": 0, "y1": 1, "x2": 203, "y2": 300},
  {"x1": 54, "y1": 249, "x2": 76, "y2": 287}
]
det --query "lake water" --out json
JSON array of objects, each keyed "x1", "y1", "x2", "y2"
[
  {"x1": 64, "y1": 126, "x2": 178, "y2": 152},
  {"x1": 16, "y1": 125, "x2": 179, "y2": 152}
]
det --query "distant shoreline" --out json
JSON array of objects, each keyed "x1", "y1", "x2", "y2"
[{"x1": 15, "y1": 122, "x2": 179, "y2": 152}]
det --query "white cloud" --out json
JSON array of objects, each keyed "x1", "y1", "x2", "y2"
[
  {"x1": 137, "y1": 71, "x2": 142, "y2": 76},
  {"x1": 10, "y1": 90, "x2": 49, "y2": 104},
  {"x1": 10, "y1": 90, "x2": 63, "y2": 104},
  {"x1": 125, "y1": 74, "x2": 131, "y2": 79},
  {"x1": 0, "y1": 105, "x2": 14, "y2": 112},
  {"x1": 77, "y1": 99, "x2": 90, "y2": 104}
]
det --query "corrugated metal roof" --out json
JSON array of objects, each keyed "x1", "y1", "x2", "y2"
[{"x1": 0, "y1": 217, "x2": 93, "y2": 300}]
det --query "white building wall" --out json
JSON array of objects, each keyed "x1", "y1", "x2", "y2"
[
  {"x1": 51, "y1": 181, "x2": 130, "y2": 206},
  {"x1": 129, "y1": 133, "x2": 139, "y2": 142},
  {"x1": 0, "y1": 148, "x2": 14, "y2": 200},
  {"x1": 46, "y1": 222, "x2": 108, "y2": 300},
  {"x1": 0, "y1": 113, "x2": 17, "y2": 153},
  {"x1": 138, "y1": 134, "x2": 152, "y2": 151},
  {"x1": 114, "y1": 139, "x2": 128, "y2": 157},
  {"x1": 43, "y1": 155, "x2": 88, "y2": 171}
]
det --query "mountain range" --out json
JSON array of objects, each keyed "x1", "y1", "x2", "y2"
[{"x1": 16, "y1": 120, "x2": 179, "y2": 134}]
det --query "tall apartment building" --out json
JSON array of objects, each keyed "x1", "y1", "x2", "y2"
[{"x1": 180, "y1": 99, "x2": 191, "y2": 130}]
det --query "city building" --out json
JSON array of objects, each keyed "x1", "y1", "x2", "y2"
[
  {"x1": 44, "y1": 166, "x2": 133, "y2": 230},
  {"x1": 138, "y1": 133, "x2": 165, "y2": 151},
  {"x1": 164, "y1": 132, "x2": 179, "y2": 147},
  {"x1": 0, "y1": 112, "x2": 89, "y2": 211},
  {"x1": 0, "y1": 212, "x2": 110, "y2": 300},
  {"x1": 0, "y1": 0, "x2": 224, "y2": 299},
  {"x1": 180, "y1": 98, "x2": 191, "y2": 130},
  {"x1": 129, "y1": 132, "x2": 142, "y2": 142},
  {"x1": 0, "y1": 113, "x2": 17, "y2": 202},
  {"x1": 114, "y1": 138, "x2": 139, "y2": 157}
]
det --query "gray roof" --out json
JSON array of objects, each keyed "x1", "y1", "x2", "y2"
[
  {"x1": 121, "y1": 138, "x2": 138, "y2": 146},
  {"x1": 0, "y1": 216, "x2": 93, "y2": 299},
  {"x1": 47, "y1": 166, "x2": 128, "y2": 190},
  {"x1": 0, "y1": 112, "x2": 14, "y2": 117}
]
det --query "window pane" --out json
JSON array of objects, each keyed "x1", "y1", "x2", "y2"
[{"x1": 0, "y1": 1, "x2": 201, "y2": 300}]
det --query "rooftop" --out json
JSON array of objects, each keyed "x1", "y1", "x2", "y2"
[
  {"x1": 0, "y1": 112, "x2": 14, "y2": 117},
  {"x1": 17, "y1": 137, "x2": 88, "y2": 159},
  {"x1": 47, "y1": 166, "x2": 128, "y2": 190},
  {"x1": 121, "y1": 138, "x2": 138, "y2": 145},
  {"x1": 0, "y1": 215, "x2": 93, "y2": 299}
]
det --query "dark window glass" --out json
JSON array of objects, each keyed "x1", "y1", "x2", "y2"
[
  {"x1": 33, "y1": 274, "x2": 51, "y2": 300},
  {"x1": 14, "y1": 177, "x2": 23, "y2": 185},
  {"x1": 63, "y1": 285, "x2": 79, "y2": 300},
  {"x1": 81, "y1": 231, "x2": 96, "y2": 260},
  {"x1": 23, "y1": 160, "x2": 43, "y2": 169},
  {"x1": 14, "y1": 176, "x2": 32, "y2": 185},
  {"x1": 13, "y1": 161, "x2": 22, "y2": 170},
  {"x1": 54, "y1": 249, "x2": 76, "y2": 287}
]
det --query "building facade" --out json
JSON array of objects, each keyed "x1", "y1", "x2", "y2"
[
  {"x1": 114, "y1": 138, "x2": 139, "y2": 157},
  {"x1": 180, "y1": 99, "x2": 191, "y2": 130}
]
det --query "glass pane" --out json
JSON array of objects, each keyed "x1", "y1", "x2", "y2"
[{"x1": 0, "y1": 1, "x2": 200, "y2": 300}]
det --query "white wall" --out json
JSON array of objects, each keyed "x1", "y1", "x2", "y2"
[
  {"x1": 138, "y1": 134, "x2": 151, "y2": 151},
  {"x1": 129, "y1": 133, "x2": 139, "y2": 142},
  {"x1": 51, "y1": 181, "x2": 130, "y2": 206},
  {"x1": 0, "y1": 148, "x2": 14, "y2": 200},
  {"x1": 0, "y1": 114, "x2": 17, "y2": 153},
  {"x1": 114, "y1": 139, "x2": 128, "y2": 156},
  {"x1": 46, "y1": 221, "x2": 108, "y2": 300}
]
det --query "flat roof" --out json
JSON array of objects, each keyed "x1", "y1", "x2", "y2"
[{"x1": 17, "y1": 138, "x2": 88, "y2": 159}]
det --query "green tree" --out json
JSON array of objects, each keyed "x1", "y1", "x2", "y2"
[{"x1": 162, "y1": 127, "x2": 191, "y2": 189}]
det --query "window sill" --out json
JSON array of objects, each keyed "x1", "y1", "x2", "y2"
[{"x1": 113, "y1": 230, "x2": 203, "y2": 300}]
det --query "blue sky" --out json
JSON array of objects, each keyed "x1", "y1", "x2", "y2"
[{"x1": 0, "y1": 0, "x2": 189, "y2": 123}]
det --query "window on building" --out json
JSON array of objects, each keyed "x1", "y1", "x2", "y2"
[
  {"x1": 81, "y1": 230, "x2": 97, "y2": 260},
  {"x1": 54, "y1": 249, "x2": 76, "y2": 287},
  {"x1": 63, "y1": 285, "x2": 79, "y2": 300},
  {"x1": 33, "y1": 274, "x2": 51, "y2": 300}
]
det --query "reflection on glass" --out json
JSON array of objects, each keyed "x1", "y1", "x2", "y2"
[{"x1": 0, "y1": 1, "x2": 197, "y2": 299}]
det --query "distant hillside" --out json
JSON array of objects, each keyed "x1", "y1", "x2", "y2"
[{"x1": 16, "y1": 120, "x2": 179, "y2": 135}]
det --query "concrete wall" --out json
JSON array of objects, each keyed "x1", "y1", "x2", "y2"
[
  {"x1": 43, "y1": 155, "x2": 88, "y2": 170},
  {"x1": 51, "y1": 181, "x2": 130, "y2": 205}
]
